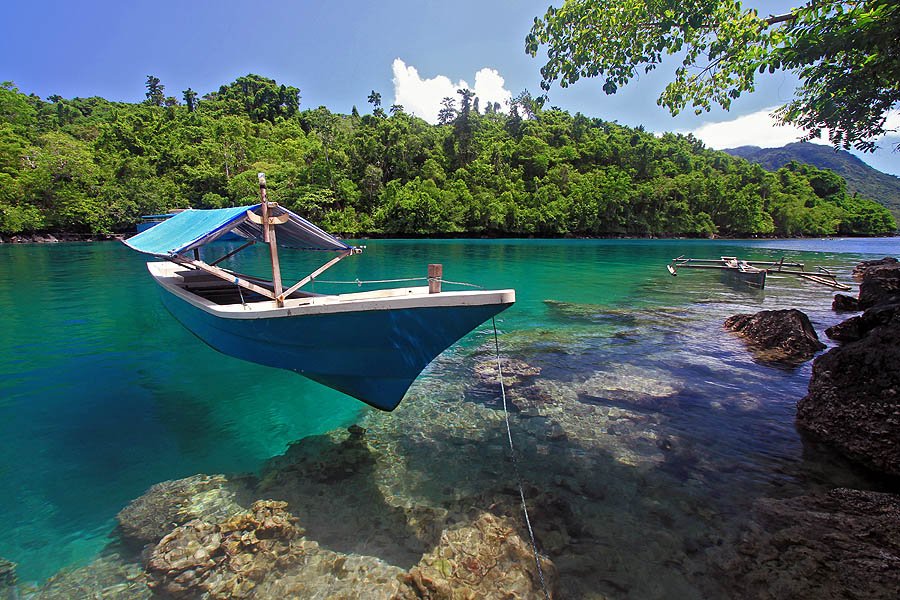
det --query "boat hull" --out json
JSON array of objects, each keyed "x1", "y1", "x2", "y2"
[
  {"x1": 152, "y1": 265, "x2": 514, "y2": 411},
  {"x1": 721, "y1": 267, "x2": 766, "y2": 289}
]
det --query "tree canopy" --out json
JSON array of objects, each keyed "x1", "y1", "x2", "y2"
[
  {"x1": 525, "y1": 0, "x2": 900, "y2": 152},
  {"x1": 0, "y1": 76, "x2": 894, "y2": 238}
]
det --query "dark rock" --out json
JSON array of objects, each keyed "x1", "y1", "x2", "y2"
[
  {"x1": 825, "y1": 303, "x2": 900, "y2": 342},
  {"x1": 831, "y1": 293, "x2": 859, "y2": 312},
  {"x1": 116, "y1": 474, "x2": 255, "y2": 548},
  {"x1": 724, "y1": 309, "x2": 825, "y2": 365},
  {"x1": 824, "y1": 315, "x2": 863, "y2": 341},
  {"x1": 858, "y1": 261, "x2": 900, "y2": 309},
  {"x1": 852, "y1": 256, "x2": 898, "y2": 281},
  {"x1": 798, "y1": 311, "x2": 900, "y2": 476},
  {"x1": 714, "y1": 488, "x2": 900, "y2": 600}
]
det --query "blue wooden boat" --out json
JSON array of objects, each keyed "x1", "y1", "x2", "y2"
[{"x1": 124, "y1": 175, "x2": 514, "y2": 411}]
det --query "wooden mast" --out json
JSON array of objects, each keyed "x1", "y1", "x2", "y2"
[{"x1": 258, "y1": 172, "x2": 284, "y2": 306}]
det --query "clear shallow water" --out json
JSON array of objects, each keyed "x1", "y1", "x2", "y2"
[{"x1": 0, "y1": 236, "x2": 896, "y2": 585}]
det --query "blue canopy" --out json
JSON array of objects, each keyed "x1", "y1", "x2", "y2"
[{"x1": 123, "y1": 204, "x2": 351, "y2": 257}]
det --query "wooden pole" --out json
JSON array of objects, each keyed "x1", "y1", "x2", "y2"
[
  {"x1": 279, "y1": 250, "x2": 352, "y2": 302},
  {"x1": 171, "y1": 257, "x2": 277, "y2": 300},
  {"x1": 258, "y1": 172, "x2": 284, "y2": 305},
  {"x1": 428, "y1": 263, "x2": 442, "y2": 294}
]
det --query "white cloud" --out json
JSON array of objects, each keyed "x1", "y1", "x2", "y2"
[
  {"x1": 883, "y1": 109, "x2": 900, "y2": 134},
  {"x1": 391, "y1": 58, "x2": 513, "y2": 124},
  {"x1": 683, "y1": 107, "x2": 826, "y2": 149},
  {"x1": 472, "y1": 68, "x2": 513, "y2": 115},
  {"x1": 683, "y1": 107, "x2": 900, "y2": 150}
]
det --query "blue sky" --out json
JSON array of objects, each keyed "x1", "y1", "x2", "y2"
[{"x1": 2, "y1": 0, "x2": 897, "y2": 175}]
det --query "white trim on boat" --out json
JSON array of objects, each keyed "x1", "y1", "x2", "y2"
[{"x1": 147, "y1": 261, "x2": 516, "y2": 320}]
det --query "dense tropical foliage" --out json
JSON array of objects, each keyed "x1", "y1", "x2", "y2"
[
  {"x1": 0, "y1": 75, "x2": 895, "y2": 237},
  {"x1": 526, "y1": 1, "x2": 900, "y2": 152},
  {"x1": 726, "y1": 142, "x2": 900, "y2": 223}
]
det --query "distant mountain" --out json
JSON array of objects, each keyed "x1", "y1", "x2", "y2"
[{"x1": 725, "y1": 142, "x2": 900, "y2": 222}]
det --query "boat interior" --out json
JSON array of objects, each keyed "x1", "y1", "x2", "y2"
[{"x1": 175, "y1": 268, "x2": 321, "y2": 305}]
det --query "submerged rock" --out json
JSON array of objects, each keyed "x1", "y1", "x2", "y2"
[
  {"x1": 0, "y1": 559, "x2": 15, "y2": 587},
  {"x1": 715, "y1": 488, "x2": 900, "y2": 599},
  {"x1": 31, "y1": 553, "x2": 150, "y2": 600},
  {"x1": 0, "y1": 558, "x2": 16, "y2": 600},
  {"x1": 257, "y1": 426, "x2": 446, "y2": 568},
  {"x1": 146, "y1": 499, "x2": 303, "y2": 599},
  {"x1": 578, "y1": 365, "x2": 680, "y2": 410},
  {"x1": 116, "y1": 474, "x2": 256, "y2": 548},
  {"x1": 474, "y1": 357, "x2": 541, "y2": 387},
  {"x1": 146, "y1": 498, "x2": 410, "y2": 599},
  {"x1": 399, "y1": 512, "x2": 557, "y2": 600},
  {"x1": 723, "y1": 309, "x2": 825, "y2": 365}
]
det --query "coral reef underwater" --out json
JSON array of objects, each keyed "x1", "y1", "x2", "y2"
[{"x1": 17, "y1": 286, "x2": 899, "y2": 599}]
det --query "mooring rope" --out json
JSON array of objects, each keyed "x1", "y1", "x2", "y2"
[
  {"x1": 313, "y1": 276, "x2": 484, "y2": 289},
  {"x1": 234, "y1": 277, "x2": 248, "y2": 308},
  {"x1": 314, "y1": 276, "x2": 427, "y2": 286},
  {"x1": 440, "y1": 278, "x2": 483, "y2": 289},
  {"x1": 492, "y1": 317, "x2": 551, "y2": 600}
]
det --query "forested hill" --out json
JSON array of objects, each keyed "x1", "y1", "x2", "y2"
[
  {"x1": 0, "y1": 75, "x2": 895, "y2": 238},
  {"x1": 725, "y1": 142, "x2": 900, "y2": 222}
]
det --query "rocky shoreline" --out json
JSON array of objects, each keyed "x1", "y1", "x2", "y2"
[
  {"x1": 0, "y1": 233, "x2": 124, "y2": 244},
  {"x1": 715, "y1": 257, "x2": 900, "y2": 599}
]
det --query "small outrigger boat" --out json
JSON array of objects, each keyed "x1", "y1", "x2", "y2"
[
  {"x1": 666, "y1": 256, "x2": 851, "y2": 291},
  {"x1": 124, "y1": 174, "x2": 515, "y2": 411}
]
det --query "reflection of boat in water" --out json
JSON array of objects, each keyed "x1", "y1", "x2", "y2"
[
  {"x1": 666, "y1": 256, "x2": 851, "y2": 291},
  {"x1": 124, "y1": 174, "x2": 515, "y2": 411}
]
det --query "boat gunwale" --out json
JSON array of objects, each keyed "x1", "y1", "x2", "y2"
[{"x1": 147, "y1": 261, "x2": 516, "y2": 320}]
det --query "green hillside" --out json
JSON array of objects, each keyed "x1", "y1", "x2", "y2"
[
  {"x1": 725, "y1": 142, "x2": 900, "y2": 223},
  {"x1": 0, "y1": 76, "x2": 895, "y2": 238}
]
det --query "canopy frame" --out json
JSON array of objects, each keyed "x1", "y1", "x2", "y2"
[{"x1": 124, "y1": 173, "x2": 360, "y2": 307}]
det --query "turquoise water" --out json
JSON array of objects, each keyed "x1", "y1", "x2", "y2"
[{"x1": 0, "y1": 237, "x2": 896, "y2": 583}]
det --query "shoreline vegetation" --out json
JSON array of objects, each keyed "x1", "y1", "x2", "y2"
[
  {"x1": 1, "y1": 75, "x2": 896, "y2": 240},
  {"x1": 3, "y1": 231, "x2": 896, "y2": 246}
]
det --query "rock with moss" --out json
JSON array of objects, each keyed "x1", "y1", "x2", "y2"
[
  {"x1": 399, "y1": 512, "x2": 557, "y2": 599},
  {"x1": 116, "y1": 474, "x2": 256, "y2": 548}
]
